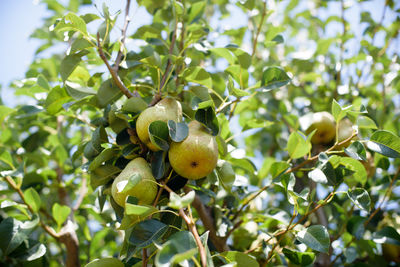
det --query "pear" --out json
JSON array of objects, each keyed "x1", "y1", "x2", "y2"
[
  {"x1": 382, "y1": 243, "x2": 400, "y2": 263},
  {"x1": 136, "y1": 97, "x2": 182, "y2": 151},
  {"x1": 337, "y1": 118, "x2": 357, "y2": 148},
  {"x1": 168, "y1": 121, "x2": 218, "y2": 180},
  {"x1": 305, "y1": 112, "x2": 336, "y2": 145},
  {"x1": 111, "y1": 157, "x2": 157, "y2": 207}
]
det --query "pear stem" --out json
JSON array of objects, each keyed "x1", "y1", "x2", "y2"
[{"x1": 162, "y1": 183, "x2": 208, "y2": 267}]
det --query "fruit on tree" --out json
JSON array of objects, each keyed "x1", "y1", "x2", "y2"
[
  {"x1": 111, "y1": 157, "x2": 157, "y2": 207},
  {"x1": 305, "y1": 111, "x2": 336, "y2": 145},
  {"x1": 168, "y1": 120, "x2": 218, "y2": 180},
  {"x1": 337, "y1": 118, "x2": 355, "y2": 147},
  {"x1": 382, "y1": 243, "x2": 400, "y2": 263},
  {"x1": 136, "y1": 97, "x2": 182, "y2": 151}
]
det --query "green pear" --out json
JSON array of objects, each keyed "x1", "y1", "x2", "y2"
[
  {"x1": 337, "y1": 118, "x2": 356, "y2": 147},
  {"x1": 111, "y1": 157, "x2": 157, "y2": 207},
  {"x1": 136, "y1": 97, "x2": 182, "y2": 151},
  {"x1": 382, "y1": 243, "x2": 400, "y2": 263},
  {"x1": 305, "y1": 111, "x2": 336, "y2": 145},
  {"x1": 169, "y1": 121, "x2": 218, "y2": 180}
]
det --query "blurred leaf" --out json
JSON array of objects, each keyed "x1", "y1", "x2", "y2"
[
  {"x1": 24, "y1": 188, "x2": 41, "y2": 213},
  {"x1": 45, "y1": 86, "x2": 71, "y2": 115},
  {"x1": 344, "y1": 141, "x2": 367, "y2": 161},
  {"x1": 182, "y1": 67, "x2": 212, "y2": 89},
  {"x1": 287, "y1": 131, "x2": 311, "y2": 159},
  {"x1": 168, "y1": 191, "x2": 195, "y2": 209},
  {"x1": 367, "y1": 130, "x2": 400, "y2": 158},
  {"x1": 85, "y1": 258, "x2": 124, "y2": 267},
  {"x1": 155, "y1": 231, "x2": 197, "y2": 267},
  {"x1": 261, "y1": 67, "x2": 291, "y2": 90},
  {"x1": 346, "y1": 216, "x2": 366, "y2": 240},
  {"x1": 96, "y1": 79, "x2": 123, "y2": 108},
  {"x1": 372, "y1": 226, "x2": 400, "y2": 245},
  {"x1": 218, "y1": 251, "x2": 259, "y2": 267},
  {"x1": 122, "y1": 97, "x2": 148, "y2": 113},
  {"x1": 60, "y1": 50, "x2": 89, "y2": 82},
  {"x1": 282, "y1": 248, "x2": 316, "y2": 266},
  {"x1": 52, "y1": 203, "x2": 71, "y2": 228},
  {"x1": 347, "y1": 188, "x2": 371, "y2": 212},
  {"x1": 297, "y1": 225, "x2": 330, "y2": 253},
  {"x1": 0, "y1": 148, "x2": 15, "y2": 170},
  {"x1": 54, "y1": 12, "x2": 89, "y2": 36},
  {"x1": 90, "y1": 165, "x2": 120, "y2": 189}
]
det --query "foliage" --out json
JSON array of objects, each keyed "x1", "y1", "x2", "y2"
[{"x1": 1, "y1": 0, "x2": 400, "y2": 266}]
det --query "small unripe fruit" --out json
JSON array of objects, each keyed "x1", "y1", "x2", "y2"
[
  {"x1": 136, "y1": 98, "x2": 182, "y2": 151},
  {"x1": 169, "y1": 121, "x2": 218, "y2": 180},
  {"x1": 305, "y1": 112, "x2": 336, "y2": 145}
]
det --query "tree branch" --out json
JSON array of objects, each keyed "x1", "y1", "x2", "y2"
[
  {"x1": 251, "y1": 1, "x2": 267, "y2": 59},
  {"x1": 97, "y1": 33, "x2": 136, "y2": 99},
  {"x1": 163, "y1": 183, "x2": 208, "y2": 267},
  {"x1": 114, "y1": 0, "x2": 132, "y2": 71}
]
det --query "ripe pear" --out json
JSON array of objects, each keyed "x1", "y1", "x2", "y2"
[
  {"x1": 305, "y1": 112, "x2": 336, "y2": 145},
  {"x1": 136, "y1": 98, "x2": 182, "y2": 151},
  {"x1": 382, "y1": 243, "x2": 400, "y2": 263},
  {"x1": 168, "y1": 121, "x2": 218, "y2": 180},
  {"x1": 111, "y1": 157, "x2": 157, "y2": 207}
]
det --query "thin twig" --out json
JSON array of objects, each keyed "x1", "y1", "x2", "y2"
[
  {"x1": 97, "y1": 33, "x2": 136, "y2": 99},
  {"x1": 114, "y1": 0, "x2": 132, "y2": 71},
  {"x1": 251, "y1": 1, "x2": 267, "y2": 59},
  {"x1": 163, "y1": 183, "x2": 207, "y2": 267}
]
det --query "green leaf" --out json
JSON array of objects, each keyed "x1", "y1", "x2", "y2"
[
  {"x1": 151, "y1": 150, "x2": 166, "y2": 179},
  {"x1": 344, "y1": 247, "x2": 358, "y2": 264},
  {"x1": 0, "y1": 148, "x2": 15, "y2": 170},
  {"x1": 372, "y1": 226, "x2": 400, "y2": 245},
  {"x1": 331, "y1": 99, "x2": 348, "y2": 122},
  {"x1": 90, "y1": 165, "x2": 121, "y2": 189},
  {"x1": 125, "y1": 203, "x2": 158, "y2": 216},
  {"x1": 129, "y1": 219, "x2": 168, "y2": 250},
  {"x1": 308, "y1": 168, "x2": 328, "y2": 184},
  {"x1": 218, "y1": 251, "x2": 259, "y2": 267},
  {"x1": 243, "y1": 118, "x2": 274, "y2": 131},
  {"x1": 155, "y1": 231, "x2": 198, "y2": 267},
  {"x1": 188, "y1": 1, "x2": 206, "y2": 23},
  {"x1": 287, "y1": 131, "x2": 311, "y2": 159},
  {"x1": 357, "y1": 116, "x2": 377, "y2": 129},
  {"x1": 346, "y1": 216, "x2": 366, "y2": 240},
  {"x1": 195, "y1": 107, "x2": 219, "y2": 136},
  {"x1": 118, "y1": 173, "x2": 141, "y2": 193},
  {"x1": 329, "y1": 156, "x2": 367, "y2": 186},
  {"x1": 297, "y1": 225, "x2": 330, "y2": 253},
  {"x1": 167, "y1": 120, "x2": 188, "y2": 142},
  {"x1": 60, "y1": 50, "x2": 89, "y2": 82},
  {"x1": 181, "y1": 67, "x2": 212, "y2": 89},
  {"x1": 344, "y1": 141, "x2": 367, "y2": 161},
  {"x1": 36, "y1": 74, "x2": 50, "y2": 91},
  {"x1": 347, "y1": 188, "x2": 371, "y2": 212},
  {"x1": 282, "y1": 248, "x2": 316, "y2": 266},
  {"x1": 217, "y1": 161, "x2": 236, "y2": 191},
  {"x1": 367, "y1": 130, "x2": 400, "y2": 158},
  {"x1": 0, "y1": 105, "x2": 14, "y2": 125},
  {"x1": 85, "y1": 258, "x2": 124, "y2": 267},
  {"x1": 122, "y1": 97, "x2": 148, "y2": 113},
  {"x1": 88, "y1": 148, "x2": 119, "y2": 171},
  {"x1": 45, "y1": 86, "x2": 71, "y2": 115},
  {"x1": 0, "y1": 218, "x2": 28, "y2": 255},
  {"x1": 148, "y1": 121, "x2": 170, "y2": 151},
  {"x1": 52, "y1": 203, "x2": 71, "y2": 228},
  {"x1": 65, "y1": 81, "x2": 96, "y2": 99},
  {"x1": 96, "y1": 79, "x2": 123, "y2": 108},
  {"x1": 54, "y1": 12, "x2": 88, "y2": 36},
  {"x1": 209, "y1": 48, "x2": 235, "y2": 65},
  {"x1": 261, "y1": 67, "x2": 291, "y2": 90},
  {"x1": 168, "y1": 191, "x2": 195, "y2": 209},
  {"x1": 24, "y1": 188, "x2": 41, "y2": 213}
]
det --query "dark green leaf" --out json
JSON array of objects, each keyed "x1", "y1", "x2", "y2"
[
  {"x1": 346, "y1": 216, "x2": 366, "y2": 240},
  {"x1": 148, "y1": 121, "x2": 169, "y2": 150},
  {"x1": 129, "y1": 219, "x2": 168, "y2": 250},
  {"x1": 372, "y1": 226, "x2": 400, "y2": 245},
  {"x1": 90, "y1": 165, "x2": 121, "y2": 189},
  {"x1": 167, "y1": 120, "x2": 188, "y2": 142},
  {"x1": 344, "y1": 141, "x2": 367, "y2": 161},
  {"x1": 195, "y1": 107, "x2": 219, "y2": 136},
  {"x1": 297, "y1": 225, "x2": 330, "y2": 253},
  {"x1": 261, "y1": 67, "x2": 291, "y2": 90},
  {"x1": 347, "y1": 188, "x2": 371, "y2": 212},
  {"x1": 367, "y1": 130, "x2": 400, "y2": 158},
  {"x1": 282, "y1": 248, "x2": 316, "y2": 266},
  {"x1": 151, "y1": 150, "x2": 166, "y2": 179},
  {"x1": 60, "y1": 50, "x2": 88, "y2": 82},
  {"x1": 96, "y1": 79, "x2": 123, "y2": 108}
]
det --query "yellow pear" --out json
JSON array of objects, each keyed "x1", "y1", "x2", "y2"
[
  {"x1": 382, "y1": 243, "x2": 400, "y2": 263},
  {"x1": 136, "y1": 98, "x2": 182, "y2": 151},
  {"x1": 305, "y1": 112, "x2": 336, "y2": 145},
  {"x1": 168, "y1": 121, "x2": 218, "y2": 180},
  {"x1": 111, "y1": 157, "x2": 157, "y2": 207}
]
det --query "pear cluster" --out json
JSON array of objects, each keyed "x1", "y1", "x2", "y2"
[{"x1": 111, "y1": 97, "x2": 218, "y2": 207}]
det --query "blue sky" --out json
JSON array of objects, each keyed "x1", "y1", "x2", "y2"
[{"x1": 0, "y1": 0, "x2": 398, "y2": 106}]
